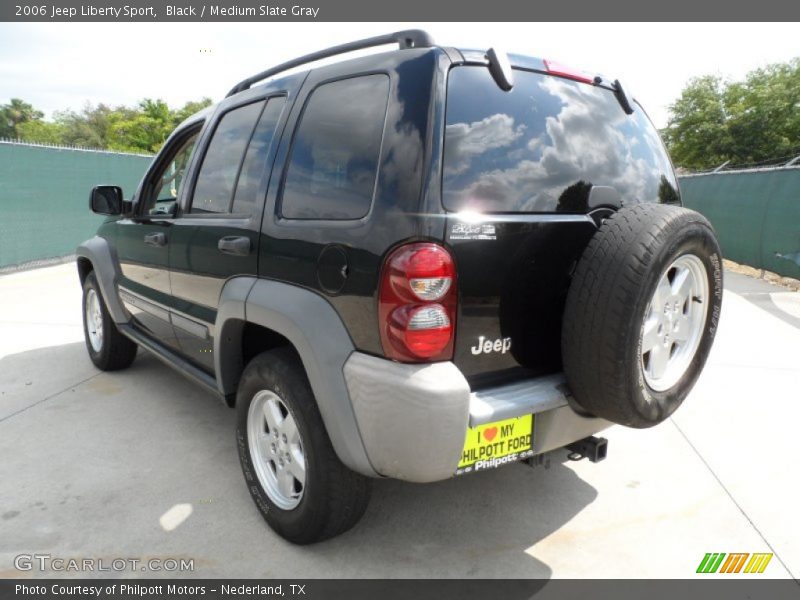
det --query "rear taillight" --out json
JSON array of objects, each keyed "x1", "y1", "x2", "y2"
[
  {"x1": 379, "y1": 243, "x2": 457, "y2": 362},
  {"x1": 543, "y1": 59, "x2": 595, "y2": 85}
]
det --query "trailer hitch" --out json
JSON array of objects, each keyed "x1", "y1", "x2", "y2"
[{"x1": 566, "y1": 436, "x2": 608, "y2": 463}]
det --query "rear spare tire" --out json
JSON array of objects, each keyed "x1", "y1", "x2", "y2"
[{"x1": 562, "y1": 203, "x2": 723, "y2": 428}]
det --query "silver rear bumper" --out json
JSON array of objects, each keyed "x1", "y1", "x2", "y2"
[{"x1": 343, "y1": 352, "x2": 611, "y2": 483}]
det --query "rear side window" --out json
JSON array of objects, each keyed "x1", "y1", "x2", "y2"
[
  {"x1": 191, "y1": 101, "x2": 263, "y2": 214},
  {"x1": 443, "y1": 66, "x2": 680, "y2": 213},
  {"x1": 281, "y1": 74, "x2": 390, "y2": 220},
  {"x1": 232, "y1": 97, "x2": 286, "y2": 214}
]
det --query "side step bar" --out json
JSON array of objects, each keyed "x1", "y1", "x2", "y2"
[{"x1": 119, "y1": 324, "x2": 220, "y2": 398}]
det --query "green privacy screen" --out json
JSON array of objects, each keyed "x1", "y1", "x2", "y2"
[
  {"x1": 2, "y1": 141, "x2": 799, "y2": 279},
  {"x1": 0, "y1": 141, "x2": 152, "y2": 268},
  {"x1": 679, "y1": 168, "x2": 800, "y2": 280}
]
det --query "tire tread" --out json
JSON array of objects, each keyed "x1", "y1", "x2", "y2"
[
  {"x1": 83, "y1": 271, "x2": 137, "y2": 371},
  {"x1": 237, "y1": 348, "x2": 370, "y2": 544},
  {"x1": 562, "y1": 203, "x2": 720, "y2": 427}
]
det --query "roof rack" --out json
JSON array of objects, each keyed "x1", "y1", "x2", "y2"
[{"x1": 226, "y1": 29, "x2": 435, "y2": 98}]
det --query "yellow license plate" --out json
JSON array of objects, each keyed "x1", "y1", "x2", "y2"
[{"x1": 456, "y1": 414, "x2": 534, "y2": 475}]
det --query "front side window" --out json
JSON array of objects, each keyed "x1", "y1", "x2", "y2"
[
  {"x1": 280, "y1": 74, "x2": 390, "y2": 220},
  {"x1": 190, "y1": 101, "x2": 264, "y2": 214},
  {"x1": 144, "y1": 130, "x2": 199, "y2": 216}
]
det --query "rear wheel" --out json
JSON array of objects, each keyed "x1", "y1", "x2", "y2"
[
  {"x1": 82, "y1": 271, "x2": 137, "y2": 371},
  {"x1": 236, "y1": 348, "x2": 371, "y2": 544},
  {"x1": 561, "y1": 203, "x2": 723, "y2": 428}
]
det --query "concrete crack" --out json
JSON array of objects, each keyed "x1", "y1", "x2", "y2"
[{"x1": 0, "y1": 372, "x2": 101, "y2": 425}]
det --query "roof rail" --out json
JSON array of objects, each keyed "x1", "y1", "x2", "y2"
[{"x1": 226, "y1": 29, "x2": 435, "y2": 97}]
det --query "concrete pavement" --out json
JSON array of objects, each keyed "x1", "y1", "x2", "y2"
[{"x1": 0, "y1": 263, "x2": 798, "y2": 579}]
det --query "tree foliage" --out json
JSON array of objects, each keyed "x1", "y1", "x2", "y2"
[
  {"x1": 663, "y1": 58, "x2": 800, "y2": 171},
  {"x1": 15, "y1": 120, "x2": 66, "y2": 144},
  {"x1": 0, "y1": 98, "x2": 44, "y2": 138},
  {"x1": 0, "y1": 97, "x2": 213, "y2": 153}
]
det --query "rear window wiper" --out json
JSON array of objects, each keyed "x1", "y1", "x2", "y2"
[{"x1": 612, "y1": 79, "x2": 635, "y2": 115}]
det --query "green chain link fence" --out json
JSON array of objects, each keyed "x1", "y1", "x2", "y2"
[
  {"x1": 0, "y1": 141, "x2": 152, "y2": 269},
  {"x1": 679, "y1": 167, "x2": 800, "y2": 280}
]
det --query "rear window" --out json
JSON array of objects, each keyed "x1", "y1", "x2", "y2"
[{"x1": 443, "y1": 66, "x2": 679, "y2": 213}]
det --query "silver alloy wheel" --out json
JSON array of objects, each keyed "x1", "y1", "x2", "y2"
[
  {"x1": 640, "y1": 254, "x2": 709, "y2": 392},
  {"x1": 247, "y1": 390, "x2": 306, "y2": 510},
  {"x1": 85, "y1": 288, "x2": 104, "y2": 352}
]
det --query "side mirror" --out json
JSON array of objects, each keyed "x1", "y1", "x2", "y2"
[{"x1": 90, "y1": 185, "x2": 124, "y2": 215}]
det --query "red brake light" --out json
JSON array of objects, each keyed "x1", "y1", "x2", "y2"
[
  {"x1": 543, "y1": 59, "x2": 595, "y2": 85},
  {"x1": 379, "y1": 243, "x2": 457, "y2": 362}
]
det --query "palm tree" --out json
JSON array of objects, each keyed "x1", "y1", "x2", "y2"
[{"x1": 0, "y1": 98, "x2": 44, "y2": 138}]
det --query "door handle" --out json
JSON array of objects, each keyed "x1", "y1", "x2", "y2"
[
  {"x1": 218, "y1": 236, "x2": 251, "y2": 256},
  {"x1": 144, "y1": 232, "x2": 167, "y2": 247}
]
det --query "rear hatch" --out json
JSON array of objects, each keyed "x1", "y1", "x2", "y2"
[{"x1": 442, "y1": 61, "x2": 680, "y2": 387}]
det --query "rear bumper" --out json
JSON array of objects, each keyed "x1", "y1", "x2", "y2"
[{"x1": 343, "y1": 352, "x2": 611, "y2": 482}]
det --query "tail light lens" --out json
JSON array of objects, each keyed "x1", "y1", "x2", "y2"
[{"x1": 379, "y1": 243, "x2": 457, "y2": 362}]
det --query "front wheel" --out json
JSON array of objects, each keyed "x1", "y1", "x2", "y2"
[
  {"x1": 82, "y1": 271, "x2": 137, "y2": 371},
  {"x1": 236, "y1": 348, "x2": 371, "y2": 544}
]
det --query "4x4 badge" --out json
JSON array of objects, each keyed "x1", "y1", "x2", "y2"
[
  {"x1": 471, "y1": 336, "x2": 512, "y2": 355},
  {"x1": 450, "y1": 223, "x2": 497, "y2": 241}
]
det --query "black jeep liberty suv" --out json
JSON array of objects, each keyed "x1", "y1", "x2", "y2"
[{"x1": 77, "y1": 30, "x2": 723, "y2": 543}]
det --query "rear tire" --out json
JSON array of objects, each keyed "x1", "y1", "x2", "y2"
[
  {"x1": 562, "y1": 204, "x2": 723, "y2": 428},
  {"x1": 236, "y1": 348, "x2": 371, "y2": 544},
  {"x1": 82, "y1": 271, "x2": 137, "y2": 371}
]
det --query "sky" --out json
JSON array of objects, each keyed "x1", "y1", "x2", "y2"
[{"x1": 0, "y1": 22, "x2": 798, "y2": 129}]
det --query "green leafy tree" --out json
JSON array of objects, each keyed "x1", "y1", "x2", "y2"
[
  {"x1": 108, "y1": 99, "x2": 187, "y2": 153},
  {"x1": 0, "y1": 98, "x2": 44, "y2": 138},
  {"x1": 6, "y1": 96, "x2": 215, "y2": 152},
  {"x1": 662, "y1": 76, "x2": 731, "y2": 170},
  {"x1": 54, "y1": 103, "x2": 129, "y2": 148},
  {"x1": 663, "y1": 59, "x2": 800, "y2": 170},
  {"x1": 723, "y1": 61, "x2": 800, "y2": 164},
  {"x1": 15, "y1": 120, "x2": 66, "y2": 144},
  {"x1": 172, "y1": 97, "x2": 213, "y2": 127}
]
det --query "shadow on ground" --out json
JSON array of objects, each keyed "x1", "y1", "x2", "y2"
[{"x1": 0, "y1": 341, "x2": 598, "y2": 579}]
